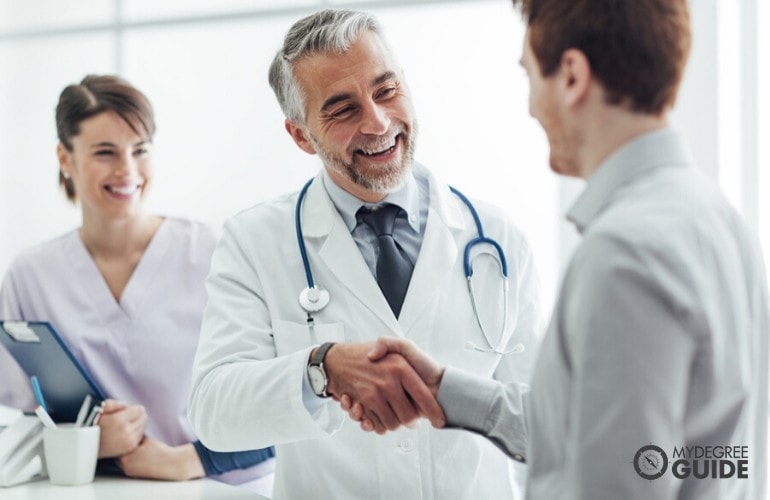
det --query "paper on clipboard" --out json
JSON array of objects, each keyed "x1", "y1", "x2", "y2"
[{"x1": 2, "y1": 322, "x2": 40, "y2": 343}]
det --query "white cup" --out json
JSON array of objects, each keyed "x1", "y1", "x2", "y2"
[{"x1": 43, "y1": 424, "x2": 100, "y2": 486}]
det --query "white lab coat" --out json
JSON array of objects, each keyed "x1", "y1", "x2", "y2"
[{"x1": 189, "y1": 165, "x2": 542, "y2": 500}]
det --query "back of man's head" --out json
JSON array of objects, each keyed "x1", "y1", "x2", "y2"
[
  {"x1": 513, "y1": 0, "x2": 691, "y2": 114},
  {"x1": 269, "y1": 9, "x2": 384, "y2": 124}
]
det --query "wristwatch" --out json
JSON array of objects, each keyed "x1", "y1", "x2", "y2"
[{"x1": 307, "y1": 342, "x2": 337, "y2": 398}]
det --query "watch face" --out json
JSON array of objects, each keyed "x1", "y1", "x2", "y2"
[
  {"x1": 634, "y1": 445, "x2": 668, "y2": 480},
  {"x1": 308, "y1": 365, "x2": 327, "y2": 395}
]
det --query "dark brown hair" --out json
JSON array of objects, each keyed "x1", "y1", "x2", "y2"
[
  {"x1": 512, "y1": 0, "x2": 691, "y2": 114},
  {"x1": 56, "y1": 74, "x2": 156, "y2": 202}
]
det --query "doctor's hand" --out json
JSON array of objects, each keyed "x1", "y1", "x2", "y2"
[
  {"x1": 322, "y1": 342, "x2": 445, "y2": 434},
  {"x1": 117, "y1": 437, "x2": 205, "y2": 481},
  {"x1": 340, "y1": 338, "x2": 446, "y2": 433},
  {"x1": 97, "y1": 399, "x2": 147, "y2": 458}
]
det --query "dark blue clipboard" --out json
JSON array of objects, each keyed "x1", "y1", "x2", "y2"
[{"x1": 0, "y1": 320, "x2": 106, "y2": 423}]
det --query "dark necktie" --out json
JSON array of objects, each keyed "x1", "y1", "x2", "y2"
[{"x1": 357, "y1": 204, "x2": 414, "y2": 317}]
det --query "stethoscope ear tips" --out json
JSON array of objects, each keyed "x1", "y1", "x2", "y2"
[
  {"x1": 464, "y1": 340, "x2": 525, "y2": 355},
  {"x1": 299, "y1": 286, "x2": 330, "y2": 313}
]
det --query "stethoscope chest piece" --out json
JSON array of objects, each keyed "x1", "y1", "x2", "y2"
[{"x1": 299, "y1": 286, "x2": 330, "y2": 313}]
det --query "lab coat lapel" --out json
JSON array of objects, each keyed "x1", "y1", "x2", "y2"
[
  {"x1": 301, "y1": 175, "x2": 402, "y2": 334},
  {"x1": 398, "y1": 170, "x2": 464, "y2": 334}
]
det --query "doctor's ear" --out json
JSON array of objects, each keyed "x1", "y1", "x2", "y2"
[{"x1": 285, "y1": 119, "x2": 317, "y2": 155}]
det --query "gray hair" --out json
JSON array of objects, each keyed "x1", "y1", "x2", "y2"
[{"x1": 268, "y1": 9, "x2": 384, "y2": 124}]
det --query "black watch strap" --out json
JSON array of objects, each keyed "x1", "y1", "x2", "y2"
[
  {"x1": 309, "y1": 342, "x2": 336, "y2": 367},
  {"x1": 308, "y1": 342, "x2": 337, "y2": 398}
]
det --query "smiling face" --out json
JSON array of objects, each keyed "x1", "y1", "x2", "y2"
[
  {"x1": 58, "y1": 111, "x2": 153, "y2": 222},
  {"x1": 286, "y1": 30, "x2": 417, "y2": 201}
]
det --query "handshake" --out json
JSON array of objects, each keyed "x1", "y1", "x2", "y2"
[{"x1": 319, "y1": 338, "x2": 448, "y2": 434}]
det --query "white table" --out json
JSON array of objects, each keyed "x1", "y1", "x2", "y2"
[{"x1": 1, "y1": 476, "x2": 269, "y2": 499}]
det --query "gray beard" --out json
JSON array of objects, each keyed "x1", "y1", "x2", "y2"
[{"x1": 310, "y1": 129, "x2": 417, "y2": 194}]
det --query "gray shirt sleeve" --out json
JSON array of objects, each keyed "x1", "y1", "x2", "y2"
[{"x1": 437, "y1": 366, "x2": 529, "y2": 463}]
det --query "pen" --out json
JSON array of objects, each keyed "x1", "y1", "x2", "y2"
[
  {"x1": 93, "y1": 406, "x2": 104, "y2": 425},
  {"x1": 30, "y1": 375, "x2": 48, "y2": 412},
  {"x1": 75, "y1": 394, "x2": 93, "y2": 427},
  {"x1": 34, "y1": 405, "x2": 57, "y2": 428},
  {"x1": 84, "y1": 401, "x2": 105, "y2": 426}
]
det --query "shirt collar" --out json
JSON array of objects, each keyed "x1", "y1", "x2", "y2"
[
  {"x1": 322, "y1": 167, "x2": 421, "y2": 233},
  {"x1": 567, "y1": 128, "x2": 692, "y2": 234}
]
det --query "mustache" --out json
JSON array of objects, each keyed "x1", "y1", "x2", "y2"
[{"x1": 349, "y1": 127, "x2": 406, "y2": 153}]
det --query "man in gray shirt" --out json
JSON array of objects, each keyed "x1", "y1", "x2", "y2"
[{"x1": 342, "y1": 0, "x2": 769, "y2": 498}]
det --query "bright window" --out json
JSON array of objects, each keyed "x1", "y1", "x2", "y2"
[
  {"x1": 0, "y1": 0, "x2": 766, "y2": 342},
  {"x1": 0, "y1": 0, "x2": 112, "y2": 32},
  {"x1": 0, "y1": 0, "x2": 561, "y2": 314}
]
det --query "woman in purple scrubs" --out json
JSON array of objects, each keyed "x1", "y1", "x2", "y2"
[{"x1": 0, "y1": 75, "x2": 274, "y2": 491}]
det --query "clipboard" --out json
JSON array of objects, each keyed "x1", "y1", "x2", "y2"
[{"x1": 0, "y1": 321, "x2": 105, "y2": 423}]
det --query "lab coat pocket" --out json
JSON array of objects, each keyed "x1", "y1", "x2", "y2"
[{"x1": 272, "y1": 320, "x2": 345, "y2": 356}]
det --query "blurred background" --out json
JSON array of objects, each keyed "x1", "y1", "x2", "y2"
[{"x1": 0, "y1": 0, "x2": 767, "y2": 483}]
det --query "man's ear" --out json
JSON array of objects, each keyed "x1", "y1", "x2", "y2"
[
  {"x1": 559, "y1": 48, "x2": 592, "y2": 108},
  {"x1": 285, "y1": 119, "x2": 317, "y2": 155}
]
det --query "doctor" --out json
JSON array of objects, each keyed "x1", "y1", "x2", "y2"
[{"x1": 189, "y1": 8, "x2": 542, "y2": 500}]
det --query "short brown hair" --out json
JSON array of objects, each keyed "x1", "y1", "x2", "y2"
[
  {"x1": 513, "y1": 0, "x2": 691, "y2": 114},
  {"x1": 56, "y1": 74, "x2": 156, "y2": 202}
]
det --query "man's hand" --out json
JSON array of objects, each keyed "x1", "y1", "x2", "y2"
[
  {"x1": 322, "y1": 342, "x2": 445, "y2": 434},
  {"x1": 340, "y1": 337, "x2": 447, "y2": 433},
  {"x1": 97, "y1": 399, "x2": 147, "y2": 458},
  {"x1": 117, "y1": 438, "x2": 205, "y2": 481}
]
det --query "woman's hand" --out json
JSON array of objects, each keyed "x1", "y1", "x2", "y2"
[
  {"x1": 97, "y1": 399, "x2": 147, "y2": 458},
  {"x1": 117, "y1": 438, "x2": 205, "y2": 481}
]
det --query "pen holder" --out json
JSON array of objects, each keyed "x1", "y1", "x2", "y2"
[{"x1": 43, "y1": 424, "x2": 100, "y2": 486}]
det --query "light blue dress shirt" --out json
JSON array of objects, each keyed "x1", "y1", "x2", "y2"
[{"x1": 321, "y1": 166, "x2": 429, "y2": 278}]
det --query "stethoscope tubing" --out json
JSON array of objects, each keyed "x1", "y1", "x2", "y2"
[
  {"x1": 295, "y1": 177, "x2": 519, "y2": 355},
  {"x1": 296, "y1": 179, "x2": 316, "y2": 289},
  {"x1": 449, "y1": 186, "x2": 508, "y2": 279}
]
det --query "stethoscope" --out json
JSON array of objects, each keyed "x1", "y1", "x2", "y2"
[{"x1": 295, "y1": 178, "x2": 525, "y2": 356}]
